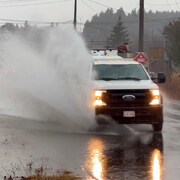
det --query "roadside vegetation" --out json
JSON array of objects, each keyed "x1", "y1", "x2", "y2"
[
  {"x1": 3, "y1": 171, "x2": 81, "y2": 180},
  {"x1": 2, "y1": 160, "x2": 82, "y2": 180},
  {"x1": 162, "y1": 72, "x2": 180, "y2": 100}
]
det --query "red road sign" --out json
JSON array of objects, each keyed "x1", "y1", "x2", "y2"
[{"x1": 134, "y1": 52, "x2": 148, "y2": 64}]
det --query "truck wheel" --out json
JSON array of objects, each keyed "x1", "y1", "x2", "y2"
[
  {"x1": 152, "y1": 109, "x2": 163, "y2": 132},
  {"x1": 152, "y1": 123, "x2": 163, "y2": 132}
]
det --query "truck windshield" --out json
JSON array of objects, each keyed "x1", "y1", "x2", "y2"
[{"x1": 93, "y1": 64, "x2": 149, "y2": 80}]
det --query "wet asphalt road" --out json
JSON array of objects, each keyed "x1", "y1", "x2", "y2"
[{"x1": 0, "y1": 101, "x2": 179, "y2": 180}]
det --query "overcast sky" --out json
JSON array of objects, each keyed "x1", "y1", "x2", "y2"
[{"x1": 0, "y1": 0, "x2": 179, "y2": 26}]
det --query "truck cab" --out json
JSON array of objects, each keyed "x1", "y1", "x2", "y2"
[{"x1": 91, "y1": 49, "x2": 166, "y2": 132}]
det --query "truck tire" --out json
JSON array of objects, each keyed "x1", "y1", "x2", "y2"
[
  {"x1": 152, "y1": 109, "x2": 163, "y2": 132},
  {"x1": 152, "y1": 122, "x2": 163, "y2": 132}
]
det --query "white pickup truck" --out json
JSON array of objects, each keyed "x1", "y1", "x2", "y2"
[{"x1": 91, "y1": 50, "x2": 166, "y2": 132}]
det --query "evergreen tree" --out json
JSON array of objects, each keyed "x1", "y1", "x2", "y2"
[
  {"x1": 0, "y1": 23, "x2": 19, "y2": 32},
  {"x1": 164, "y1": 20, "x2": 180, "y2": 68},
  {"x1": 109, "y1": 16, "x2": 129, "y2": 48}
]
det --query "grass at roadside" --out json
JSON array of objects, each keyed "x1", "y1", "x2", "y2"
[
  {"x1": 2, "y1": 159, "x2": 82, "y2": 180},
  {"x1": 4, "y1": 171, "x2": 82, "y2": 180},
  {"x1": 26, "y1": 171, "x2": 81, "y2": 180}
]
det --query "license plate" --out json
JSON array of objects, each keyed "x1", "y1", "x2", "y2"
[{"x1": 123, "y1": 111, "x2": 135, "y2": 117}]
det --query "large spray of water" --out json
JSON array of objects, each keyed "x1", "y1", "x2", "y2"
[{"x1": 0, "y1": 27, "x2": 95, "y2": 131}]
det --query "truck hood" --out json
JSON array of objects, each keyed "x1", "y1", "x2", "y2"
[{"x1": 93, "y1": 80, "x2": 158, "y2": 90}]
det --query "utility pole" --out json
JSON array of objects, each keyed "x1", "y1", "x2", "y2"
[
  {"x1": 73, "y1": 0, "x2": 77, "y2": 30},
  {"x1": 139, "y1": 0, "x2": 144, "y2": 52}
]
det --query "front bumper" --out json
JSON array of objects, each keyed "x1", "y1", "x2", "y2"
[{"x1": 95, "y1": 106, "x2": 163, "y2": 124}]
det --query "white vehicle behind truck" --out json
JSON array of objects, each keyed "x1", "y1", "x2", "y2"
[{"x1": 91, "y1": 49, "x2": 166, "y2": 132}]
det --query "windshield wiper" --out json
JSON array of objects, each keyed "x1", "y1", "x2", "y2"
[
  {"x1": 117, "y1": 77, "x2": 142, "y2": 81},
  {"x1": 97, "y1": 77, "x2": 118, "y2": 81},
  {"x1": 96, "y1": 77, "x2": 142, "y2": 81}
]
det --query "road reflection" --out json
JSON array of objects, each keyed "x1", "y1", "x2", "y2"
[
  {"x1": 151, "y1": 149, "x2": 162, "y2": 180},
  {"x1": 85, "y1": 133, "x2": 163, "y2": 180},
  {"x1": 85, "y1": 138, "x2": 106, "y2": 180}
]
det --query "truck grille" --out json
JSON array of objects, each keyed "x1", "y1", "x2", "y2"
[{"x1": 102, "y1": 89, "x2": 151, "y2": 107}]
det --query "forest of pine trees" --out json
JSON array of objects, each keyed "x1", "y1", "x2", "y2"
[{"x1": 83, "y1": 8, "x2": 180, "y2": 53}]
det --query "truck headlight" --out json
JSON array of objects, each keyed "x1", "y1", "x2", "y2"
[
  {"x1": 94, "y1": 90, "x2": 106, "y2": 106},
  {"x1": 149, "y1": 90, "x2": 161, "y2": 105}
]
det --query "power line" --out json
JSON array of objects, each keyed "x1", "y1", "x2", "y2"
[
  {"x1": 134, "y1": 3, "x2": 139, "y2": 11},
  {"x1": 86, "y1": 0, "x2": 139, "y2": 15},
  {"x1": 164, "y1": 0, "x2": 172, "y2": 10},
  {"x1": 86, "y1": 0, "x2": 118, "y2": 11},
  {"x1": 1, "y1": 9, "x2": 177, "y2": 27},
  {"x1": 0, "y1": 0, "x2": 41, "y2": 3},
  {"x1": 81, "y1": 0, "x2": 97, "y2": 13},
  {"x1": 175, "y1": 0, "x2": 180, "y2": 11},
  {"x1": 0, "y1": 0, "x2": 72, "y2": 7},
  {"x1": 0, "y1": 18, "x2": 73, "y2": 24},
  {"x1": 145, "y1": 1, "x2": 180, "y2": 6}
]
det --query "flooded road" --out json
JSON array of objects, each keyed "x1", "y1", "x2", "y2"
[
  {"x1": 0, "y1": 107, "x2": 179, "y2": 180},
  {"x1": 0, "y1": 27, "x2": 179, "y2": 180}
]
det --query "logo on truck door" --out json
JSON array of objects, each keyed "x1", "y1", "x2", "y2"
[{"x1": 122, "y1": 95, "x2": 136, "y2": 101}]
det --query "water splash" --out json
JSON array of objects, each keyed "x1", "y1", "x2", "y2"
[{"x1": 0, "y1": 27, "x2": 95, "y2": 131}]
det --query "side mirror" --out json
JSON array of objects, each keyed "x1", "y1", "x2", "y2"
[{"x1": 151, "y1": 72, "x2": 166, "y2": 83}]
